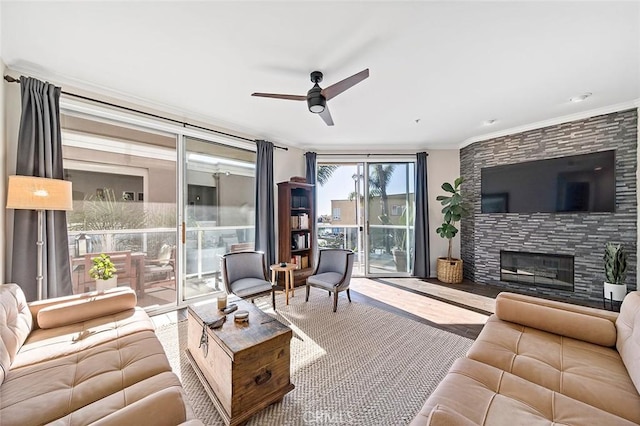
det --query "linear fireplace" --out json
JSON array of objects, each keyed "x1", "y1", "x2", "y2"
[{"x1": 500, "y1": 251, "x2": 574, "y2": 291}]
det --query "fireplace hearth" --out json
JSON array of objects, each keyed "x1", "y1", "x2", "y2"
[{"x1": 500, "y1": 251, "x2": 574, "y2": 291}]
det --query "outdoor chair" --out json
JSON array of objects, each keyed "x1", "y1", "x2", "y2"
[
  {"x1": 221, "y1": 251, "x2": 275, "y2": 309},
  {"x1": 306, "y1": 249, "x2": 354, "y2": 312},
  {"x1": 144, "y1": 244, "x2": 176, "y2": 294}
]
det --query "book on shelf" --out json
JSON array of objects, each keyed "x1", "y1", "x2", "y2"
[
  {"x1": 291, "y1": 255, "x2": 309, "y2": 270},
  {"x1": 291, "y1": 195, "x2": 309, "y2": 209},
  {"x1": 290, "y1": 213, "x2": 309, "y2": 230},
  {"x1": 295, "y1": 233, "x2": 308, "y2": 250}
]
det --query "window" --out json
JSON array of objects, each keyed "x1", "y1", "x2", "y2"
[
  {"x1": 391, "y1": 205, "x2": 405, "y2": 216},
  {"x1": 60, "y1": 104, "x2": 257, "y2": 310},
  {"x1": 184, "y1": 137, "x2": 256, "y2": 300},
  {"x1": 332, "y1": 207, "x2": 341, "y2": 220},
  {"x1": 62, "y1": 118, "x2": 178, "y2": 310}
]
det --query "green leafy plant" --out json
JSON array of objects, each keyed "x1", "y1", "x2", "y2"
[
  {"x1": 436, "y1": 177, "x2": 470, "y2": 260},
  {"x1": 604, "y1": 243, "x2": 627, "y2": 285},
  {"x1": 89, "y1": 254, "x2": 117, "y2": 280}
]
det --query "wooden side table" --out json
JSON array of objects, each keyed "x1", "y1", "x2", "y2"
[{"x1": 270, "y1": 263, "x2": 297, "y2": 305}]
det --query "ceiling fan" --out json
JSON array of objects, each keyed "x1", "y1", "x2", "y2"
[{"x1": 252, "y1": 68, "x2": 369, "y2": 126}]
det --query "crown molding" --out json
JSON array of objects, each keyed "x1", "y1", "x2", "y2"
[{"x1": 460, "y1": 99, "x2": 640, "y2": 149}]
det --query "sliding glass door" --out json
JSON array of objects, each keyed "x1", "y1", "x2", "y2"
[
  {"x1": 316, "y1": 160, "x2": 415, "y2": 276},
  {"x1": 61, "y1": 118, "x2": 179, "y2": 310},
  {"x1": 182, "y1": 137, "x2": 256, "y2": 301},
  {"x1": 366, "y1": 162, "x2": 414, "y2": 275},
  {"x1": 316, "y1": 163, "x2": 365, "y2": 275},
  {"x1": 60, "y1": 107, "x2": 259, "y2": 311}
]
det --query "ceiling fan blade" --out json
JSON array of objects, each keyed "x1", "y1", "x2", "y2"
[
  {"x1": 319, "y1": 106, "x2": 334, "y2": 126},
  {"x1": 322, "y1": 68, "x2": 369, "y2": 101},
  {"x1": 251, "y1": 92, "x2": 306, "y2": 101}
]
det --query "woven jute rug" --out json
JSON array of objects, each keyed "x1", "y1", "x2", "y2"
[{"x1": 156, "y1": 289, "x2": 473, "y2": 426}]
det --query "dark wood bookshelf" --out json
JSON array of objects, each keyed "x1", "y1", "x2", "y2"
[{"x1": 277, "y1": 181, "x2": 315, "y2": 286}]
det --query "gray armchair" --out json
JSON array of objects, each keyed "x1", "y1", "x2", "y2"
[
  {"x1": 306, "y1": 249, "x2": 354, "y2": 312},
  {"x1": 221, "y1": 251, "x2": 275, "y2": 309}
]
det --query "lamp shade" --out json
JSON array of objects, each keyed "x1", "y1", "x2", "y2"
[{"x1": 6, "y1": 176, "x2": 73, "y2": 211}]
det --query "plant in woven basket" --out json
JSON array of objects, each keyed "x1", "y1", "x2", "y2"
[{"x1": 436, "y1": 177, "x2": 470, "y2": 261}]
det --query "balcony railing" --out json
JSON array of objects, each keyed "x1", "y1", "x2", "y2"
[
  {"x1": 67, "y1": 225, "x2": 254, "y2": 306},
  {"x1": 317, "y1": 223, "x2": 414, "y2": 274}
]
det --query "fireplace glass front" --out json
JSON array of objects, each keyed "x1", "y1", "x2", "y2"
[{"x1": 500, "y1": 250, "x2": 574, "y2": 291}]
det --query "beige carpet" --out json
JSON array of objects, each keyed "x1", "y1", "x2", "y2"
[{"x1": 156, "y1": 289, "x2": 473, "y2": 426}]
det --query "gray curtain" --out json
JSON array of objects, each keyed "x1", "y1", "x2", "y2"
[
  {"x1": 412, "y1": 152, "x2": 430, "y2": 277},
  {"x1": 305, "y1": 152, "x2": 318, "y2": 264},
  {"x1": 12, "y1": 77, "x2": 72, "y2": 301},
  {"x1": 254, "y1": 140, "x2": 276, "y2": 266}
]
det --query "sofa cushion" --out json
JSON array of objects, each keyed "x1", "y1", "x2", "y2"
[
  {"x1": 88, "y1": 385, "x2": 188, "y2": 426},
  {"x1": 617, "y1": 291, "x2": 640, "y2": 393},
  {"x1": 0, "y1": 284, "x2": 32, "y2": 385},
  {"x1": 14, "y1": 307, "x2": 154, "y2": 369},
  {"x1": 423, "y1": 404, "x2": 477, "y2": 425},
  {"x1": 410, "y1": 357, "x2": 636, "y2": 426},
  {"x1": 468, "y1": 315, "x2": 640, "y2": 423},
  {"x1": 36, "y1": 287, "x2": 137, "y2": 329},
  {"x1": 0, "y1": 330, "x2": 175, "y2": 425},
  {"x1": 495, "y1": 292, "x2": 618, "y2": 346}
]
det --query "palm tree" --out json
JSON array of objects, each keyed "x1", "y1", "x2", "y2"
[
  {"x1": 369, "y1": 165, "x2": 395, "y2": 253},
  {"x1": 317, "y1": 165, "x2": 338, "y2": 186}
]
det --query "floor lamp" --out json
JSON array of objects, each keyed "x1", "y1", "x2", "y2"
[{"x1": 6, "y1": 176, "x2": 73, "y2": 300}]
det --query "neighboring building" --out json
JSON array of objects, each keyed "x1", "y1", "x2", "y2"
[{"x1": 330, "y1": 193, "x2": 413, "y2": 227}]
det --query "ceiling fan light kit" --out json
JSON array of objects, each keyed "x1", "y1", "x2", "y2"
[
  {"x1": 252, "y1": 68, "x2": 369, "y2": 126},
  {"x1": 307, "y1": 82, "x2": 326, "y2": 113}
]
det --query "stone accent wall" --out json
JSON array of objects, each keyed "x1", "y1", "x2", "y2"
[{"x1": 460, "y1": 109, "x2": 637, "y2": 303}]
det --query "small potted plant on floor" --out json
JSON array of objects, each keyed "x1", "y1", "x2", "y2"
[
  {"x1": 436, "y1": 177, "x2": 470, "y2": 284},
  {"x1": 603, "y1": 242, "x2": 628, "y2": 302},
  {"x1": 89, "y1": 253, "x2": 118, "y2": 291}
]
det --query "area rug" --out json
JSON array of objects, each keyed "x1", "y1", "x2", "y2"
[{"x1": 155, "y1": 289, "x2": 473, "y2": 425}]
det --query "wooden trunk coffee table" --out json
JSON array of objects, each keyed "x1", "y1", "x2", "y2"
[{"x1": 186, "y1": 298, "x2": 294, "y2": 426}]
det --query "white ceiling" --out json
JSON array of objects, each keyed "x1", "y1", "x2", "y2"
[{"x1": 2, "y1": 1, "x2": 639, "y2": 151}]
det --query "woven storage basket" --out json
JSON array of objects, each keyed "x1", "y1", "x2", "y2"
[{"x1": 436, "y1": 258, "x2": 463, "y2": 284}]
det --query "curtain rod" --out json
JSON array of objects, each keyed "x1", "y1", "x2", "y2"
[
  {"x1": 4, "y1": 74, "x2": 288, "y2": 151},
  {"x1": 316, "y1": 152, "x2": 427, "y2": 156}
]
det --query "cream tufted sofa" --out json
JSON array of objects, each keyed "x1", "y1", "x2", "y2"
[
  {"x1": 0, "y1": 283, "x2": 201, "y2": 425},
  {"x1": 411, "y1": 291, "x2": 640, "y2": 425}
]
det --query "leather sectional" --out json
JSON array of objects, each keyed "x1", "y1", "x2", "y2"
[
  {"x1": 411, "y1": 291, "x2": 640, "y2": 425},
  {"x1": 0, "y1": 284, "x2": 202, "y2": 425}
]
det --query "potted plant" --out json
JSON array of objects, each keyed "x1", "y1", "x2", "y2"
[
  {"x1": 392, "y1": 230, "x2": 408, "y2": 272},
  {"x1": 435, "y1": 177, "x2": 470, "y2": 283},
  {"x1": 392, "y1": 207, "x2": 412, "y2": 272},
  {"x1": 603, "y1": 242, "x2": 628, "y2": 301},
  {"x1": 89, "y1": 253, "x2": 118, "y2": 291}
]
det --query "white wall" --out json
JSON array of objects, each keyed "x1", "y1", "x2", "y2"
[
  {"x1": 273, "y1": 146, "x2": 305, "y2": 251},
  {"x1": 427, "y1": 149, "x2": 461, "y2": 277},
  {"x1": 4, "y1": 71, "x2": 20, "y2": 282},
  {"x1": 0, "y1": 60, "x2": 5, "y2": 283},
  {"x1": 274, "y1": 146, "x2": 305, "y2": 184}
]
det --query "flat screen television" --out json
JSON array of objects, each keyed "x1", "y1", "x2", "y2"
[{"x1": 481, "y1": 150, "x2": 615, "y2": 213}]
